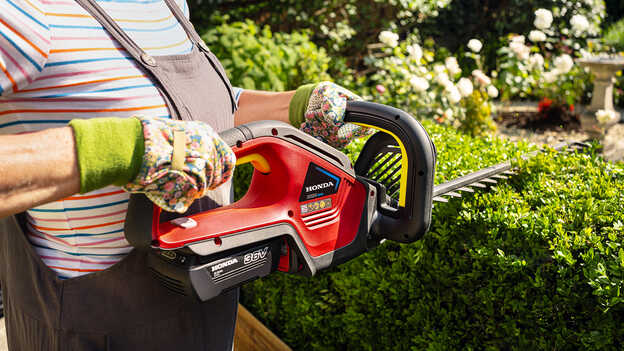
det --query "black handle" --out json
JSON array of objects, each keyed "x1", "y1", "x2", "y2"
[{"x1": 345, "y1": 101, "x2": 436, "y2": 243}]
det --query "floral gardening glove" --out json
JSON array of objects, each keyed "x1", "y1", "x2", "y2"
[
  {"x1": 69, "y1": 116, "x2": 235, "y2": 213},
  {"x1": 289, "y1": 81, "x2": 371, "y2": 149},
  {"x1": 123, "y1": 117, "x2": 235, "y2": 213}
]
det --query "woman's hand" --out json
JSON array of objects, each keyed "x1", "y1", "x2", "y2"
[
  {"x1": 289, "y1": 82, "x2": 370, "y2": 149},
  {"x1": 122, "y1": 117, "x2": 235, "y2": 213},
  {"x1": 70, "y1": 116, "x2": 235, "y2": 213}
]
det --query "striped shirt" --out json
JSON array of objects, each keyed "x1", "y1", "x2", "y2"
[{"x1": 0, "y1": 0, "x2": 242, "y2": 278}]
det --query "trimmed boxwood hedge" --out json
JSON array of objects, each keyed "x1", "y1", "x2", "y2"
[{"x1": 238, "y1": 120, "x2": 624, "y2": 350}]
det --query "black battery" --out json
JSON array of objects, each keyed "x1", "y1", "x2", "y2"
[{"x1": 148, "y1": 239, "x2": 282, "y2": 301}]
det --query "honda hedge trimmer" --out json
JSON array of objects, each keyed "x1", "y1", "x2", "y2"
[{"x1": 124, "y1": 101, "x2": 588, "y2": 301}]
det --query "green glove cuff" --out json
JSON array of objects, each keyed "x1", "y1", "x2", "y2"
[
  {"x1": 69, "y1": 117, "x2": 145, "y2": 194},
  {"x1": 288, "y1": 83, "x2": 317, "y2": 127}
]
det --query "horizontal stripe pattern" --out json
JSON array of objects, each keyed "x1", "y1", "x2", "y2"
[{"x1": 0, "y1": 0, "x2": 205, "y2": 278}]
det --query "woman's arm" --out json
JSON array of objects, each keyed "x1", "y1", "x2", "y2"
[
  {"x1": 0, "y1": 127, "x2": 80, "y2": 217},
  {"x1": 234, "y1": 90, "x2": 296, "y2": 126},
  {"x1": 0, "y1": 90, "x2": 297, "y2": 217}
]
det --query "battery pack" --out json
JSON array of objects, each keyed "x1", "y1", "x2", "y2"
[{"x1": 148, "y1": 239, "x2": 282, "y2": 301}]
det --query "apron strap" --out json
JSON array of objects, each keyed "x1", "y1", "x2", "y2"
[{"x1": 161, "y1": 0, "x2": 211, "y2": 52}]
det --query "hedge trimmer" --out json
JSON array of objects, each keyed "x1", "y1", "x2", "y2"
[{"x1": 124, "y1": 101, "x2": 588, "y2": 301}]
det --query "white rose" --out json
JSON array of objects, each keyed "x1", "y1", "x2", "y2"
[
  {"x1": 472, "y1": 69, "x2": 492, "y2": 86},
  {"x1": 379, "y1": 31, "x2": 399, "y2": 47},
  {"x1": 510, "y1": 35, "x2": 525, "y2": 44},
  {"x1": 596, "y1": 109, "x2": 618, "y2": 125},
  {"x1": 553, "y1": 54, "x2": 574, "y2": 74},
  {"x1": 570, "y1": 14, "x2": 590, "y2": 34},
  {"x1": 444, "y1": 108, "x2": 454, "y2": 119},
  {"x1": 445, "y1": 85, "x2": 462, "y2": 104},
  {"x1": 510, "y1": 42, "x2": 530, "y2": 61},
  {"x1": 433, "y1": 64, "x2": 446, "y2": 74},
  {"x1": 407, "y1": 44, "x2": 423, "y2": 61},
  {"x1": 467, "y1": 39, "x2": 483, "y2": 53},
  {"x1": 445, "y1": 56, "x2": 461, "y2": 76},
  {"x1": 457, "y1": 78, "x2": 474, "y2": 97},
  {"x1": 409, "y1": 76, "x2": 430, "y2": 92},
  {"x1": 529, "y1": 30, "x2": 547, "y2": 42},
  {"x1": 534, "y1": 9, "x2": 553, "y2": 30},
  {"x1": 487, "y1": 85, "x2": 499, "y2": 98},
  {"x1": 543, "y1": 70, "x2": 558, "y2": 83},
  {"x1": 435, "y1": 72, "x2": 452, "y2": 87},
  {"x1": 528, "y1": 54, "x2": 545, "y2": 70}
]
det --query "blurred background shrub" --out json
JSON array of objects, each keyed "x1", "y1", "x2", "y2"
[{"x1": 201, "y1": 18, "x2": 332, "y2": 91}]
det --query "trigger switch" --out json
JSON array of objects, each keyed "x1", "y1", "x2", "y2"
[{"x1": 170, "y1": 217, "x2": 197, "y2": 229}]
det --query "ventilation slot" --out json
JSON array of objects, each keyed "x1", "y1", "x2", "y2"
[
  {"x1": 366, "y1": 145, "x2": 402, "y2": 205},
  {"x1": 149, "y1": 268, "x2": 187, "y2": 296},
  {"x1": 302, "y1": 207, "x2": 340, "y2": 230}
]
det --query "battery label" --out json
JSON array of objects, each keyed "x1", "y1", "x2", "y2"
[{"x1": 208, "y1": 246, "x2": 270, "y2": 279}]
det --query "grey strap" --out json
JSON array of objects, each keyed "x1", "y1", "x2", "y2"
[{"x1": 162, "y1": 0, "x2": 207, "y2": 49}]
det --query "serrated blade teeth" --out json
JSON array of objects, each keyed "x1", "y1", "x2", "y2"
[
  {"x1": 492, "y1": 175, "x2": 508, "y2": 179},
  {"x1": 503, "y1": 170, "x2": 516, "y2": 175},
  {"x1": 433, "y1": 196, "x2": 449, "y2": 203},
  {"x1": 471, "y1": 182, "x2": 487, "y2": 188},
  {"x1": 482, "y1": 178, "x2": 498, "y2": 184},
  {"x1": 447, "y1": 192, "x2": 462, "y2": 198},
  {"x1": 458, "y1": 187, "x2": 475, "y2": 193}
]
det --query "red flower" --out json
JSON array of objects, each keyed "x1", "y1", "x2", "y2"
[
  {"x1": 538, "y1": 98, "x2": 553, "y2": 113},
  {"x1": 568, "y1": 104, "x2": 574, "y2": 112}
]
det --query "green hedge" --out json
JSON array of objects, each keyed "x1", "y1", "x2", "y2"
[{"x1": 239, "y1": 120, "x2": 624, "y2": 350}]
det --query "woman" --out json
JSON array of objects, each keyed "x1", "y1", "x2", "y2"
[{"x1": 0, "y1": 0, "x2": 363, "y2": 349}]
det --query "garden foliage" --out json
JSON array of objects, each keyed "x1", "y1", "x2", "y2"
[
  {"x1": 191, "y1": 0, "x2": 451, "y2": 64},
  {"x1": 604, "y1": 18, "x2": 624, "y2": 51},
  {"x1": 240, "y1": 121, "x2": 624, "y2": 350},
  {"x1": 201, "y1": 19, "x2": 331, "y2": 91}
]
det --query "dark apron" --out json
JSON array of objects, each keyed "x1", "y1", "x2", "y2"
[{"x1": 0, "y1": 0, "x2": 239, "y2": 349}]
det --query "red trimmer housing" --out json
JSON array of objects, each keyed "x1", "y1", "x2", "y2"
[{"x1": 124, "y1": 101, "x2": 436, "y2": 301}]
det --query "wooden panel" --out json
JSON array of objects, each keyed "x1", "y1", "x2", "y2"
[{"x1": 234, "y1": 304, "x2": 291, "y2": 351}]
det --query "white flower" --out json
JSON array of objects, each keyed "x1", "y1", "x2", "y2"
[
  {"x1": 570, "y1": 14, "x2": 590, "y2": 34},
  {"x1": 543, "y1": 70, "x2": 558, "y2": 83},
  {"x1": 407, "y1": 44, "x2": 423, "y2": 61},
  {"x1": 509, "y1": 42, "x2": 530, "y2": 61},
  {"x1": 487, "y1": 85, "x2": 499, "y2": 98},
  {"x1": 445, "y1": 57, "x2": 461, "y2": 76},
  {"x1": 579, "y1": 48, "x2": 592, "y2": 59},
  {"x1": 528, "y1": 54, "x2": 544, "y2": 70},
  {"x1": 472, "y1": 69, "x2": 491, "y2": 86},
  {"x1": 457, "y1": 78, "x2": 474, "y2": 97},
  {"x1": 529, "y1": 30, "x2": 547, "y2": 42},
  {"x1": 433, "y1": 64, "x2": 446, "y2": 74},
  {"x1": 467, "y1": 39, "x2": 482, "y2": 53},
  {"x1": 553, "y1": 54, "x2": 574, "y2": 74},
  {"x1": 534, "y1": 9, "x2": 553, "y2": 30},
  {"x1": 435, "y1": 72, "x2": 452, "y2": 87},
  {"x1": 445, "y1": 85, "x2": 462, "y2": 104},
  {"x1": 596, "y1": 109, "x2": 618, "y2": 125},
  {"x1": 510, "y1": 35, "x2": 525, "y2": 44},
  {"x1": 444, "y1": 108, "x2": 453, "y2": 119},
  {"x1": 379, "y1": 31, "x2": 399, "y2": 47},
  {"x1": 409, "y1": 76, "x2": 429, "y2": 92}
]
